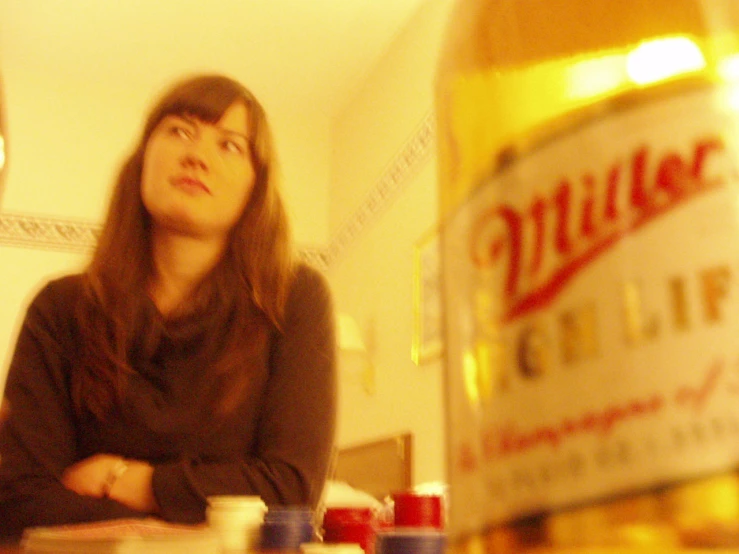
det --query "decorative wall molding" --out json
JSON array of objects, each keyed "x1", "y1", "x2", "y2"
[
  {"x1": 0, "y1": 212, "x2": 100, "y2": 253},
  {"x1": 0, "y1": 109, "x2": 436, "y2": 271},
  {"x1": 324, "y1": 109, "x2": 435, "y2": 266}
]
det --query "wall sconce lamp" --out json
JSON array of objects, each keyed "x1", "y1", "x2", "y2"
[{"x1": 337, "y1": 313, "x2": 375, "y2": 395}]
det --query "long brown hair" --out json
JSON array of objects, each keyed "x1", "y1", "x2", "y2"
[{"x1": 74, "y1": 74, "x2": 295, "y2": 419}]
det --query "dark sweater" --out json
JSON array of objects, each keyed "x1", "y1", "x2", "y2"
[{"x1": 0, "y1": 264, "x2": 336, "y2": 538}]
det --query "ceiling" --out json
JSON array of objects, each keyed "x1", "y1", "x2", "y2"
[{"x1": 1, "y1": 0, "x2": 430, "y2": 122}]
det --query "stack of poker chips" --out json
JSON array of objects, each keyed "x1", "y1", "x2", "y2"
[
  {"x1": 374, "y1": 530, "x2": 446, "y2": 554},
  {"x1": 321, "y1": 506, "x2": 379, "y2": 554},
  {"x1": 374, "y1": 491, "x2": 446, "y2": 554},
  {"x1": 259, "y1": 506, "x2": 316, "y2": 552}
]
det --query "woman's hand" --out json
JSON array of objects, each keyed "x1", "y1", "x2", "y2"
[
  {"x1": 108, "y1": 459, "x2": 159, "y2": 513},
  {"x1": 62, "y1": 454, "x2": 159, "y2": 513},
  {"x1": 61, "y1": 453, "x2": 117, "y2": 497}
]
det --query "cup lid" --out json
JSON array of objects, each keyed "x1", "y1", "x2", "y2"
[{"x1": 207, "y1": 495, "x2": 267, "y2": 511}]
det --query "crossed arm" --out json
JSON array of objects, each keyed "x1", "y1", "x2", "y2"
[{"x1": 61, "y1": 454, "x2": 158, "y2": 513}]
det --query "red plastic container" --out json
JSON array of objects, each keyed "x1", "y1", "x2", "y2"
[
  {"x1": 322, "y1": 507, "x2": 378, "y2": 554},
  {"x1": 391, "y1": 492, "x2": 444, "y2": 530}
]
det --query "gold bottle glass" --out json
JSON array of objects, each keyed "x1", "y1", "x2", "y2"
[{"x1": 436, "y1": 1, "x2": 739, "y2": 551}]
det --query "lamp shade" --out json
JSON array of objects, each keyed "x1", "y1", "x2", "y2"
[{"x1": 338, "y1": 314, "x2": 366, "y2": 352}]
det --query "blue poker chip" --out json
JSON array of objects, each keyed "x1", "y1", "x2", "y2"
[
  {"x1": 260, "y1": 507, "x2": 315, "y2": 549},
  {"x1": 375, "y1": 529, "x2": 447, "y2": 554},
  {"x1": 260, "y1": 521, "x2": 315, "y2": 549}
]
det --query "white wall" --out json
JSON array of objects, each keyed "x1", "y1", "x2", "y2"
[{"x1": 327, "y1": 0, "x2": 455, "y2": 487}]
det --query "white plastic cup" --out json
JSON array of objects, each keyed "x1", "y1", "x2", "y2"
[{"x1": 207, "y1": 495, "x2": 267, "y2": 553}]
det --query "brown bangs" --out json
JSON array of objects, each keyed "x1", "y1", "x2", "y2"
[{"x1": 143, "y1": 75, "x2": 248, "y2": 138}]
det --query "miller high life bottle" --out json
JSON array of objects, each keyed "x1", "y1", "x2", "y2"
[{"x1": 435, "y1": 0, "x2": 739, "y2": 550}]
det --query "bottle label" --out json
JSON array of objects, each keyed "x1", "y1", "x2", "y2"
[{"x1": 442, "y1": 83, "x2": 739, "y2": 538}]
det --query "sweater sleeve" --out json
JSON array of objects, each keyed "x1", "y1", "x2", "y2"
[
  {"x1": 0, "y1": 279, "x2": 145, "y2": 539},
  {"x1": 151, "y1": 264, "x2": 337, "y2": 522}
]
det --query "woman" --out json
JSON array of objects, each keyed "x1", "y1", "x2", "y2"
[{"x1": 0, "y1": 74, "x2": 336, "y2": 538}]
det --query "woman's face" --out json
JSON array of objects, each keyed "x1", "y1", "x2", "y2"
[{"x1": 141, "y1": 101, "x2": 256, "y2": 240}]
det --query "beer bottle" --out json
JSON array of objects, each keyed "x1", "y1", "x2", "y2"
[{"x1": 436, "y1": 1, "x2": 739, "y2": 550}]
